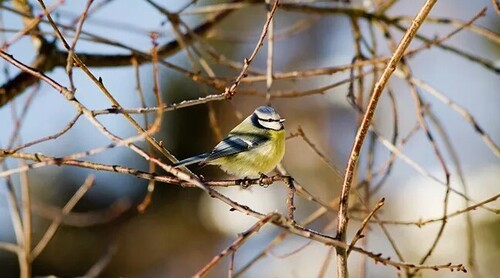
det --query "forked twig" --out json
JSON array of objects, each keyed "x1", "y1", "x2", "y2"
[{"x1": 347, "y1": 198, "x2": 385, "y2": 256}]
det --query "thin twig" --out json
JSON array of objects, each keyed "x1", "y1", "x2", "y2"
[
  {"x1": 265, "y1": 0, "x2": 275, "y2": 104},
  {"x1": 31, "y1": 198, "x2": 131, "y2": 227},
  {"x1": 228, "y1": 252, "x2": 235, "y2": 278},
  {"x1": 84, "y1": 238, "x2": 119, "y2": 278},
  {"x1": 426, "y1": 111, "x2": 481, "y2": 277},
  {"x1": 347, "y1": 198, "x2": 385, "y2": 256},
  {"x1": 370, "y1": 194, "x2": 500, "y2": 226},
  {"x1": 19, "y1": 160, "x2": 31, "y2": 277},
  {"x1": 284, "y1": 177, "x2": 296, "y2": 221},
  {"x1": 1, "y1": 163, "x2": 27, "y2": 278},
  {"x1": 8, "y1": 112, "x2": 82, "y2": 154}
]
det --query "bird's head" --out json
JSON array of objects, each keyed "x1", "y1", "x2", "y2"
[{"x1": 252, "y1": 106, "x2": 285, "y2": 131}]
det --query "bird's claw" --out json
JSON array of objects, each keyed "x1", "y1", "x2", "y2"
[
  {"x1": 239, "y1": 177, "x2": 252, "y2": 189},
  {"x1": 259, "y1": 173, "x2": 271, "y2": 187},
  {"x1": 237, "y1": 174, "x2": 272, "y2": 188}
]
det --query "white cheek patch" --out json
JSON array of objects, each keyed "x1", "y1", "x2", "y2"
[{"x1": 258, "y1": 119, "x2": 282, "y2": 130}]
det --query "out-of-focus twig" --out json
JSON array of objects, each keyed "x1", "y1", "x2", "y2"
[
  {"x1": 194, "y1": 213, "x2": 277, "y2": 277},
  {"x1": 31, "y1": 175, "x2": 96, "y2": 260}
]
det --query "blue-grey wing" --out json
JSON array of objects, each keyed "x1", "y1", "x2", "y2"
[{"x1": 203, "y1": 135, "x2": 265, "y2": 162}]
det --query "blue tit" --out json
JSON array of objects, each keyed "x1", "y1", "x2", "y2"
[{"x1": 173, "y1": 106, "x2": 286, "y2": 178}]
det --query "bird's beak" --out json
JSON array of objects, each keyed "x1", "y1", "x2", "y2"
[{"x1": 279, "y1": 118, "x2": 286, "y2": 123}]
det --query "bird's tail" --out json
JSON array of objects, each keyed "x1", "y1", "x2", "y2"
[{"x1": 172, "y1": 152, "x2": 210, "y2": 168}]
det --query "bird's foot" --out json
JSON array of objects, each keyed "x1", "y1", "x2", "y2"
[
  {"x1": 238, "y1": 177, "x2": 252, "y2": 189},
  {"x1": 259, "y1": 173, "x2": 272, "y2": 187}
]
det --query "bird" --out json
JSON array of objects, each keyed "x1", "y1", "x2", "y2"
[{"x1": 173, "y1": 106, "x2": 286, "y2": 178}]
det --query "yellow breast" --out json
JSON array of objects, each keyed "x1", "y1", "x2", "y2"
[{"x1": 210, "y1": 129, "x2": 285, "y2": 178}]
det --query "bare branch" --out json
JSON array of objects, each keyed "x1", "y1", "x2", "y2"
[{"x1": 335, "y1": 1, "x2": 438, "y2": 277}]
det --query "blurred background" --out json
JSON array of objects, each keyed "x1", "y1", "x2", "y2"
[{"x1": 0, "y1": 0, "x2": 499, "y2": 277}]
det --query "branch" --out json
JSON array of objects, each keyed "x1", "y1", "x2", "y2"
[{"x1": 335, "y1": 1, "x2": 438, "y2": 277}]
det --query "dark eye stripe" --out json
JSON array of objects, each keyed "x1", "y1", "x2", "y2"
[
  {"x1": 257, "y1": 116, "x2": 280, "y2": 122},
  {"x1": 251, "y1": 113, "x2": 283, "y2": 130}
]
